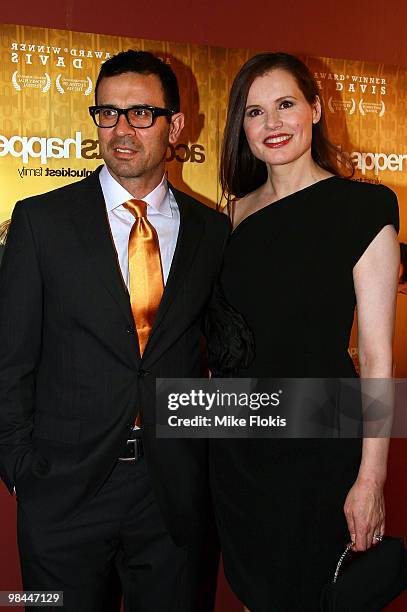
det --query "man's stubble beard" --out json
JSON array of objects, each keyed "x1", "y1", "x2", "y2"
[{"x1": 101, "y1": 137, "x2": 168, "y2": 182}]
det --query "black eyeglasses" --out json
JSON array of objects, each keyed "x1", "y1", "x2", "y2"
[{"x1": 88, "y1": 105, "x2": 176, "y2": 129}]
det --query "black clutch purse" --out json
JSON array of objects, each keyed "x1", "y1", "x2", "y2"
[{"x1": 320, "y1": 537, "x2": 407, "y2": 611}]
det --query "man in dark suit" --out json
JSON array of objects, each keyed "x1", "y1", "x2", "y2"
[{"x1": 0, "y1": 51, "x2": 229, "y2": 611}]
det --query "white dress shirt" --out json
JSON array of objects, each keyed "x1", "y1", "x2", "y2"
[{"x1": 99, "y1": 165, "x2": 180, "y2": 288}]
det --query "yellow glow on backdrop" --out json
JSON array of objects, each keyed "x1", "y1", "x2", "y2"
[
  {"x1": 1, "y1": 24, "x2": 406, "y2": 373},
  {"x1": 1, "y1": 24, "x2": 406, "y2": 238}
]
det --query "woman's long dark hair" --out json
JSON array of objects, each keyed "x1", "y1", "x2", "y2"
[
  {"x1": 220, "y1": 52, "x2": 353, "y2": 202},
  {"x1": 400, "y1": 243, "x2": 407, "y2": 283}
]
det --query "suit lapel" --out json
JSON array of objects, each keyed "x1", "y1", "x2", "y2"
[
  {"x1": 142, "y1": 187, "x2": 203, "y2": 361},
  {"x1": 69, "y1": 173, "x2": 203, "y2": 364},
  {"x1": 70, "y1": 171, "x2": 134, "y2": 329}
]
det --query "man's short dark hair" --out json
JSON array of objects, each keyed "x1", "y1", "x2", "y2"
[{"x1": 95, "y1": 50, "x2": 180, "y2": 112}]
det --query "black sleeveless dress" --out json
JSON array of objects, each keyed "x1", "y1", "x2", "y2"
[{"x1": 209, "y1": 177, "x2": 399, "y2": 612}]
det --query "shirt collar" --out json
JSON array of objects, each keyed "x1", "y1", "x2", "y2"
[{"x1": 99, "y1": 165, "x2": 172, "y2": 217}]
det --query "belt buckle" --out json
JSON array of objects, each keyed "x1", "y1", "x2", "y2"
[{"x1": 118, "y1": 426, "x2": 142, "y2": 462}]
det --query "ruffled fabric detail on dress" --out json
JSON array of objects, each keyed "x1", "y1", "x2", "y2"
[{"x1": 204, "y1": 284, "x2": 255, "y2": 377}]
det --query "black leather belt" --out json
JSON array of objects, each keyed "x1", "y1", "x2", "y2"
[{"x1": 118, "y1": 432, "x2": 144, "y2": 462}]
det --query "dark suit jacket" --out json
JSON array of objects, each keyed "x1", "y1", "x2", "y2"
[{"x1": 0, "y1": 168, "x2": 230, "y2": 545}]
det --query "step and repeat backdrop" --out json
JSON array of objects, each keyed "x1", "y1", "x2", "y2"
[{"x1": 0, "y1": 22, "x2": 406, "y2": 374}]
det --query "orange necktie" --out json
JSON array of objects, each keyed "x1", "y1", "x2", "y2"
[{"x1": 124, "y1": 199, "x2": 164, "y2": 356}]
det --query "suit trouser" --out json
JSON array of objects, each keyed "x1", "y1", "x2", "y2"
[{"x1": 17, "y1": 457, "x2": 219, "y2": 612}]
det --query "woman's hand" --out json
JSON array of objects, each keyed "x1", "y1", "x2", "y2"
[{"x1": 343, "y1": 477, "x2": 385, "y2": 551}]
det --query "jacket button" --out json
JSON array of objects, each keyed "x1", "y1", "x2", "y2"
[
  {"x1": 126, "y1": 325, "x2": 134, "y2": 334},
  {"x1": 138, "y1": 369, "x2": 150, "y2": 377},
  {"x1": 33, "y1": 457, "x2": 50, "y2": 477}
]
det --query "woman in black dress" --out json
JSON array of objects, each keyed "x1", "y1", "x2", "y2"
[{"x1": 210, "y1": 53, "x2": 400, "y2": 611}]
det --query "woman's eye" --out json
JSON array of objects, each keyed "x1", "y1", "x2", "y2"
[
  {"x1": 246, "y1": 108, "x2": 262, "y2": 118},
  {"x1": 279, "y1": 100, "x2": 293, "y2": 109}
]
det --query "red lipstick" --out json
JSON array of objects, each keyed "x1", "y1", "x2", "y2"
[{"x1": 263, "y1": 133, "x2": 293, "y2": 148}]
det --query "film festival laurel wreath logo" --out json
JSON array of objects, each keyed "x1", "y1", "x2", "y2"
[
  {"x1": 11, "y1": 71, "x2": 93, "y2": 96},
  {"x1": 314, "y1": 69, "x2": 387, "y2": 117}
]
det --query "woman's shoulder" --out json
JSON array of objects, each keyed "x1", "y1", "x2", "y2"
[
  {"x1": 341, "y1": 178, "x2": 400, "y2": 266},
  {"x1": 330, "y1": 176, "x2": 397, "y2": 201},
  {"x1": 224, "y1": 186, "x2": 269, "y2": 225},
  {"x1": 222, "y1": 193, "x2": 252, "y2": 227},
  {"x1": 328, "y1": 177, "x2": 398, "y2": 230}
]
